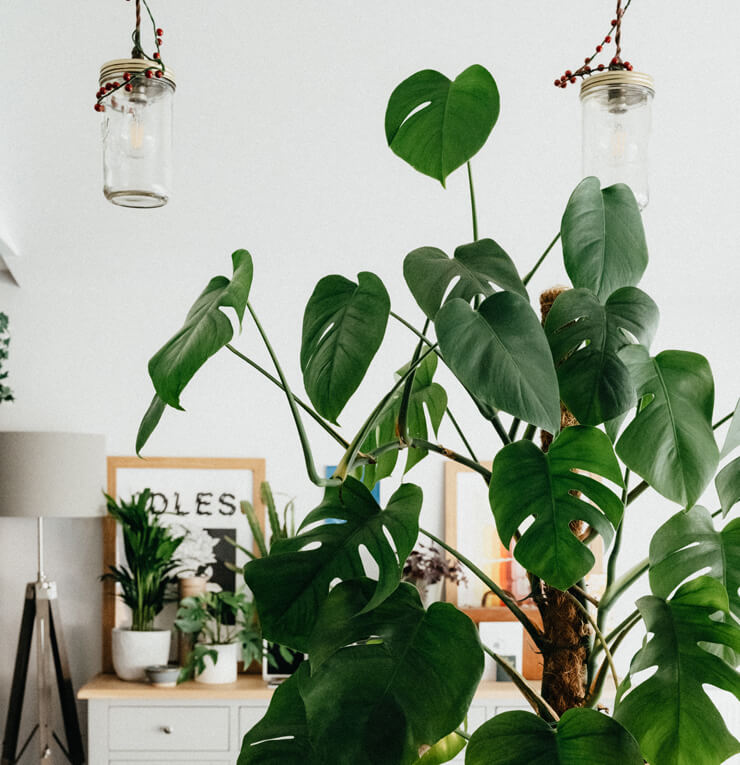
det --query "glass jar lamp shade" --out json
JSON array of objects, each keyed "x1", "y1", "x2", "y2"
[
  {"x1": 99, "y1": 59, "x2": 175, "y2": 208},
  {"x1": 580, "y1": 71, "x2": 654, "y2": 209}
]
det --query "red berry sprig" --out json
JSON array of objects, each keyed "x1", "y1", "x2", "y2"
[{"x1": 554, "y1": 0, "x2": 635, "y2": 89}]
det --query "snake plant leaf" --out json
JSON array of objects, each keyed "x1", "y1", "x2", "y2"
[
  {"x1": 136, "y1": 393, "x2": 167, "y2": 454},
  {"x1": 243, "y1": 478, "x2": 421, "y2": 652},
  {"x1": 614, "y1": 577, "x2": 740, "y2": 765},
  {"x1": 414, "y1": 733, "x2": 466, "y2": 764},
  {"x1": 720, "y1": 399, "x2": 740, "y2": 459},
  {"x1": 545, "y1": 287, "x2": 659, "y2": 425},
  {"x1": 717, "y1": 456, "x2": 740, "y2": 518},
  {"x1": 404, "y1": 239, "x2": 526, "y2": 321},
  {"x1": 147, "y1": 249, "x2": 253, "y2": 410},
  {"x1": 436, "y1": 293, "x2": 561, "y2": 435},
  {"x1": 616, "y1": 346, "x2": 719, "y2": 508},
  {"x1": 561, "y1": 178, "x2": 648, "y2": 301},
  {"x1": 385, "y1": 65, "x2": 500, "y2": 186},
  {"x1": 466, "y1": 708, "x2": 643, "y2": 765},
  {"x1": 300, "y1": 272, "x2": 390, "y2": 423},
  {"x1": 649, "y1": 505, "x2": 740, "y2": 620},
  {"x1": 237, "y1": 664, "x2": 318, "y2": 765},
  {"x1": 490, "y1": 426, "x2": 624, "y2": 590},
  {"x1": 302, "y1": 579, "x2": 483, "y2": 765},
  {"x1": 360, "y1": 353, "x2": 448, "y2": 488}
]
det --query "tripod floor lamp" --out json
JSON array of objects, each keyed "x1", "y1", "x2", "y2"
[{"x1": 0, "y1": 431, "x2": 105, "y2": 765}]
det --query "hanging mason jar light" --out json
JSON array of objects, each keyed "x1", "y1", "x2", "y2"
[
  {"x1": 95, "y1": 0, "x2": 175, "y2": 208},
  {"x1": 555, "y1": 0, "x2": 654, "y2": 209}
]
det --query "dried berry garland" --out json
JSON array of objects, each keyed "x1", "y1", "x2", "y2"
[
  {"x1": 94, "y1": 0, "x2": 166, "y2": 112},
  {"x1": 554, "y1": 0, "x2": 635, "y2": 89}
]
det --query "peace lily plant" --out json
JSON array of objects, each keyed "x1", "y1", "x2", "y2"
[{"x1": 136, "y1": 63, "x2": 740, "y2": 765}]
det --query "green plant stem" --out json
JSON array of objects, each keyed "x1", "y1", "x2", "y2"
[
  {"x1": 523, "y1": 232, "x2": 560, "y2": 286},
  {"x1": 482, "y1": 645, "x2": 559, "y2": 722},
  {"x1": 411, "y1": 439, "x2": 491, "y2": 481},
  {"x1": 587, "y1": 611, "x2": 641, "y2": 706},
  {"x1": 564, "y1": 590, "x2": 619, "y2": 689},
  {"x1": 508, "y1": 417, "x2": 521, "y2": 441},
  {"x1": 247, "y1": 302, "x2": 337, "y2": 488},
  {"x1": 467, "y1": 162, "x2": 479, "y2": 242},
  {"x1": 714, "y1": 410, "x2": 734, "y2": 429},
  {"x1": 444, "y1": 407, "x2": 479, "y2": 463},
  {"x1": 226, "y1": 343, "x2": 350, "y2": 449},
  {"x1": 571, "y1": 583, "x2": 599, "y2": 608},
  {"x1": 522, "y1": 423, "x2": 537, "y2": 441},
  {"x1": 599, "y1": 557, "x2": 648, "y2": 615},
  {"x1": 398, "y1": 319, "x2": 430, "y2": 442},
  {"x1": 420, "y1": 528, "x2": 543, "y2": 648},
  {"x1": 455, "y1": 729, "x2": 471, "y2": 742}
]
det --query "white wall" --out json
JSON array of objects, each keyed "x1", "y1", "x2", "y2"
[{"x1": 0, "y1": 1, "x2": 738, "y2": 760}]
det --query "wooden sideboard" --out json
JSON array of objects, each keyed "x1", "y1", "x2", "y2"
[{"x1": 78, "y1": 674, "x2": 539, "y2": 764}]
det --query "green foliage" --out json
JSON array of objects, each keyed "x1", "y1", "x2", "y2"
[
  {"x1": 720, "y1": 399, "x2": 740, "y2": 458},
  {"x1": 404, "y1": 239, "x2": 526, "y2": 322},
  {"x1": 717, "y1": 456, "x2": 740, "y2": 517},
  {"x1": 244, "y1": 478, "x2": 422, "y2": 651},
  {"x1": 436, "y1": 292, "x2": 561, "y2": 434},
  {"x1": 0, "y1": 312, "x2": 14, "y2": 404},
  {"x1": 490, "y1": 426, "x2": 624, "y2": 590},
  {"x1": 466, "y1": 708, "x2": 643, "y2": 765},
  {"x1": 561, "y1": 178, "x2": 648, "y2": 301},
  {"x1": 300, "y1": 272, "x2": 390, "y2": 423},
  {"x1": 545, "y1": 287, "x2": 659, "y2": 425},
  {"x1": 414, "y1": 733, "x2": 466, "y2": 764},
  {"x1": 614, "y1": 577, "x2": 740, "y2": 765},
  {"x1": 385, "y1": 65, "x2": 499, "y2": 186},
  {"x1": 615, "y1": 346, "x2": 719, "y2": 508},
  {"x1": 102, "y1": 490, "x2": 183, "y2": 631}
]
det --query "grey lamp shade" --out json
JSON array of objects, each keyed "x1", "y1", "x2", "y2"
[{"x1": 0, "y1": 431, "x2": 106, "y2": 518}]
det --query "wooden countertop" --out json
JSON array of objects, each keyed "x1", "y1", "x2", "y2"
[{"x1": 78, "y1": 674, "x2": 536, "y2": 701}]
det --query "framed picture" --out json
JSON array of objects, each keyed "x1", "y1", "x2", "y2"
[
  {"x1": 479, "y1": 622, "x2": 524, "y2": 681},
  {"x1": 103, "y1": 456, "x2": 266, "y2": 672}
]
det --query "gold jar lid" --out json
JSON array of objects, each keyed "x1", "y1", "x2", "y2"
[
  {"x1": 580, "y1": 70, "x2": 654, "y2": 99},
  {"x1": 99, "y1": 58, "x2": 176, "y2": 89}
]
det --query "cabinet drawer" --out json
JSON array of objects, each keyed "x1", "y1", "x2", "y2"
[{"x1": 108, "y1": 706, "x2": 230, "y2": 751}]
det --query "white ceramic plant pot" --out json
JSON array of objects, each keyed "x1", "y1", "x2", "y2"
[
  {"x1": 195, "y1": 643, "x2": 239, "y2": 684},
  {"x1": 112, "y1": 627, "x2": 171, "y2": 682}
]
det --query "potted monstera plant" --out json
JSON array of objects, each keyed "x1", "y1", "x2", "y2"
[{"x1": 135, "y1": 62, "x2": 739, "y2": 765}]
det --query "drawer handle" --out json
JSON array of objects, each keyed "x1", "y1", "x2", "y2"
[{"x1": 161, "y1": 725, "x2": 173, "y2": 735}]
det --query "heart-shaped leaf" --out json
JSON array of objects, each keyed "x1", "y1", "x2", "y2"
[
  {"x1": 649, "y1": 505, "x2": 740, "y2": 620},
  {"x1": 720, "y1": 399, "x2": 740, "y2": 459},
  {"x1": 466, "y1": 708, "x2": 643, "y2": 765},
  {"x1": 404, "y1": 239, "x2": 526, "y2": 321},
  {"x1": 616, "y1": 346, "x2": 719, "y2": 508},
  {"x1": 136, "y1": 393, "x2": 167, "y2": 454},
  {"x1": 243, "y1": 478, "x2": 421, "y2": 651},
  {"x1": 561, "y1": 178, "x2": 648, "y2": 301},
  {"x1": 545, "y1": 287, "x2": 659, "y2": 425},
  {"x1": 237, "y1": 664, "x2": 318, "y2": 765},
  {"x1": 360, "y1": 353, "x2": 448, "y2": 489},
  {"x1": 436, "y1": 293, "x2": 561, "y2": 435},
  {"x1": 490, "y1": 426, "x2": 624, "y2": 590},
  {"x1": 717, "y1": 456, "x2": 740, "y2": 518},
  {"x1": 614, "y1": 577, "x2": 740, "y2": 765},
  {"x1": 302, "y1": 579, "x2": 483, "y2": 764},
  {"x1": 385, "y1": 66, "x2": 500, "y2": 185},
  {"x1": 147, "y1": 249, "x2": 253, "y2": 410},
  {"x1": 300, "y1": 272, "x2": 390, "y2": 423}
]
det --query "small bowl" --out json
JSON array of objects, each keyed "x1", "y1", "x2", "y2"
[{"x1": 146, "y1": 664, "x2": 180, "y2": 687}]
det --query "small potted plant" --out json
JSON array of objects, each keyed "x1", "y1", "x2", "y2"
[
  {"x1": 103, "y1": 489, "x2": 184, "y2": 681},
  {"x1": 402, "y1": 543, "x2": 467, "y2": 607},
  {"x1": 175, "y1": 589, "x2": 261, "y2": 684}
]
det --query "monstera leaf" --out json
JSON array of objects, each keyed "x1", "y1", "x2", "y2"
[
  {"x1": 545, "y1": 287, "x2": 659, "y2": 425},
  {"x1": 237, "y1": 665, "x2": 318, "y2": 765},
  {"x1": 147, "y1": 249, "x2": 254, "y2": 410},
  {"x1": 385, "y1": 65, "x2": 500, "y2": 185},
  {"x1": 466, "y1": 708, "x2": 643, "y2": 765},
  {"x1": 300, "y1": 272, "x2": 390, "y2": 423},
  {"x1": 360, "y1": 353, "x2": 447, "y2": 488},
  {"x1": 436, "y1": 293, "x2": 561, "y2": 435},
  {"x1": 614, "y1": 577, "x2": 740, "y2": 765},
  {"x1": 616, "y1": 346, "x2": 719, "y2": 508},
  {"x1": 404, "y1": 239, "x2": 526, "y2": 321},
  {"x1": 649, "y1": 505, "x2": 740, "y2": 620},
  {"x1": 301, "y1": 579, "x2": 483, "y2": 764},
  {"x1": 561, "y1": 178, "x2": 648, "y2": 301},
  {"x1": 136, "y1": 393, "x2": 167, "y2": 454},
  {"x1": 717, "y1": 456, "x2": 740, "y2": 518},
  {"x1": 490, "y1": 426, "x2": 624, "y2": 590},
  {"x1": 720, "y1": 399, "x2": 740, "y2": 459},
  {"x1": 243, "y1": 478, "x2": 421, "y2": 651}
]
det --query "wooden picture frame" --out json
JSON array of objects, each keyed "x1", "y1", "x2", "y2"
[
  {"x1": 444, "y1": 460, "x2": 543, "y2": 680},
  {"x1": 103, "y1": 456, "x2": 266, "y2": 672}
]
